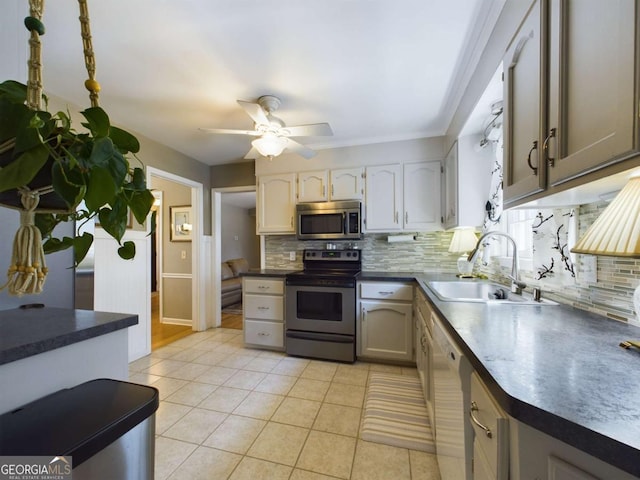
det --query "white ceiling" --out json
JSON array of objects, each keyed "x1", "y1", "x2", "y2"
[{"x1": 29, "y1": 0, "x2": 503, "y2": 166}]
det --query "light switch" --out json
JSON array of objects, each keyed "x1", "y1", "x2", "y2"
[
  {"x1": 181, "y1": 250, "x2": 186, "y2": 260},
  {"x1": 289, "y1": 251, "x2": 296, "y2": 261},
  {"x1": 234, "y1": 235, "x2": 239, "y2": 241}
]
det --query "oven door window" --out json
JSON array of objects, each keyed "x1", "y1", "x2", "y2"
[
  {"x1": 296, "y1": 291, "x2": 342, "y2": 321},
  {"x1": 299, "y1": 213, "x2": 344, "y2": 235}
]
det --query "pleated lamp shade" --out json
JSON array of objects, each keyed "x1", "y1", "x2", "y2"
[{"x1": 571, "y1": 176, "x2": 640, "y2": 257}]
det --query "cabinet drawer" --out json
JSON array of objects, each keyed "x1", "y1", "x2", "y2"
[
  {"x1": 360, "y1": 282, "x2": 413, "y2": 301},
  {"x1": 244, "y1": 294, "x2": 283, "y2": 321},
  {"x1": 244, "y1": 320, "x2": 284, "y2": 348},
  {"x1": 243, "y1": 278, "x2": 284, "y2": 295},
  {"x1": 470, "y1": 372, "x2": 509, "y2": 479}
]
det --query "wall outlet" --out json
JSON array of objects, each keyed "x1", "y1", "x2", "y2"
[
  {"x1": 289, "y1": 251, "x2": 296, "y2": 261},
  {"x1": 181, "y1": 250, "x2": 186, "y2": 260}
]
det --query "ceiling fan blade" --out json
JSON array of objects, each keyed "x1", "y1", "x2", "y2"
[
  {"x1": 199, "y1": 127, "x2": 260, "y2": 136},
  {"x1": 287, "y1": 139, "x2": 317, "y2": 159},
  {"x1": 281, "y1": 123, "x2": 333, "y2": 137},
  {"x1": 244, "y1": 146, "x2": 260, "y2": 159},
  {"x1": 237, "y1": 100, "x2": 269, "y2": 125}
]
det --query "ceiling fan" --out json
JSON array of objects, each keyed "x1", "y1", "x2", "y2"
[{"x1": 200, "y1": 95, "x2": 333, "y2": 160}]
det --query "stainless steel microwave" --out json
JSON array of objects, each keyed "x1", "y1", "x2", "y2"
[{"x1": 296, "y1": 200, "x2": 362, "y2": 240}]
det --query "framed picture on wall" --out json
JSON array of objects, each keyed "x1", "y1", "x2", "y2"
[{"x1": 170, "y1": 205, "x2": 192, "y2": 242}]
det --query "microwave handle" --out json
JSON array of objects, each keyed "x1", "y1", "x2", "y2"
[{"x1": 343, "y1": 212, "x2": 347, "y2": 234}]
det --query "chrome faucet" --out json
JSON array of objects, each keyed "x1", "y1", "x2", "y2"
[{"x1": 467, "y1": 231, "x2": 527, "y2": 294}]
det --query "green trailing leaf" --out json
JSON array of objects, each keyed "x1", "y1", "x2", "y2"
[
  {"x1": 107, "y1": 149, "x2": 128, "y2": 188},
  {"x1": 147, "y1": 210, "x2": 157, "y2": 236},
  {"x1": 118, "y1": 241, "x2": 136, "y2": 260},
  {"x1": 43, "y1": 236, "x2": 74, "y2": 255},
  {"x1": 52, "y1": 161, "x2": 85, "y2": 209},
  {"x1": 97, "y1": 199, "x2": 127, "y2": 242},
  {"x1": 128, "y1": 189, "x2": 155, "y2": 224},
  {"x1": 130, "y1": 167, "x2": 146, "y2": 190},
  {"x1": 85, "y1": 166, "x2": 117, "y2": 212},
  {"x1": 88, "y1": 136, "x2": 115, "y2": 168},
  {"x1": 0, "y1": 80, "x2": 28, "y2": 103},
  {"x1": 73, "y1": 232, "x2": 93, "y2": 265},
  {"x1": 110, "y1": 126, "x2": 140, "y2": 154},
  {"x1": 35, "y1": 213, "x2": 58, "y2": 238},
  {"x1": 81, "y1": 107, "x2": 110, "y2": 138},
  {"x1": 0, "y1": 144, "x2": 49, "y2": 193}
]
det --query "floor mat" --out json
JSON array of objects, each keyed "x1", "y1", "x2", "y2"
[
  {"x1": 222, "y1": 303, "x2": 243, "y2": 315},
  {"x1": 361, "y1": 373, "x2": 435, "y2": 452}
]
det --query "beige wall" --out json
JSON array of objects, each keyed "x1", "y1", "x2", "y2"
[
  {"x1": 211, "y1": 162, "x2": 255, "y2": 188},
  {"x1": 221, "y1": 202, "x2": 260, "y2": 268}
]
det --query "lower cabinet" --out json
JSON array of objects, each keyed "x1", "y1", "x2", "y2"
[
  {"x1": 242, "y1": 277, "x2": 285, "y2": 350},
  {"x1": 358, "y1": 282, "x2": 413, "y2": 361},
  {"x1": 470, "y1": 373, "x2": 509, "y2": 480}
]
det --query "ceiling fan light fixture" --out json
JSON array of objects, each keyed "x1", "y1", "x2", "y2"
[{"x1": 252, "y1": 134, "x2": 288, "y2": 158}]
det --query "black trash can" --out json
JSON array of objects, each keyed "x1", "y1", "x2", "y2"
[{"x1": 0, "y1": 378, "x2": 159, "y2": 480}]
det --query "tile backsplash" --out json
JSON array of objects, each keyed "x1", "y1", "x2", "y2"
[
  {"x1": 264, "y1": 198, "x2": 639, "y2": 324},
  {"x1": 264, "y1": 232, "x2": 459, "y2": 274}
]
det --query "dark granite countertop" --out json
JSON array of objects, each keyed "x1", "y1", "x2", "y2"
[
  {"x1": 0, "y1": 307, "x2": 138, "y2": 366},
  {"x1": 405, "y1": 275, "x2": 640, "y2": 477}
]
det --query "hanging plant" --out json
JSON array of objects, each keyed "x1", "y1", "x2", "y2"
[{"x1": 0, "y1": 0, "x2": 154, "y2": 296}]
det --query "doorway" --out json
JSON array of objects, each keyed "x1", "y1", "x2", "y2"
[
  {"x1": 212, "y1": 186, "x2": 260, "y2": 330},
  {"x1": 148, "y1": 167, "x2": 205, "y2": 349}
]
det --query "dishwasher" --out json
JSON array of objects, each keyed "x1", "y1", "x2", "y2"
[{"x1": 432, "y1": 314, "x2": 472, "y2": 480}]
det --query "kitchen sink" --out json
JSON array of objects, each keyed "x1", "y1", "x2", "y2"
[{"x1": 427, "y1": 280, "x2": 557, "y2": 305}]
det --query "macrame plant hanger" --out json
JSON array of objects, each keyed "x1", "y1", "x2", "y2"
[{"x1": 1, "y1": 0, "x2": 101, "y2": 296}]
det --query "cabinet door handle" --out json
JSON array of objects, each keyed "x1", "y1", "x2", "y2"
[
  {"x1": 544, "y1": 127, "x2": 557, "y2": 167},
  {"x1": 405, "y1": 211, "x2": 408, "y2": 224},
  {"x1": 526, "y1": 140, "x2": 538, "y2": 175},
  {"x1": 323, "y1": 185, "x2": 326, "y2": 197},
  {"x1": 290, "y1": 216, "x2": 293, "y2": 227},
  {"x1": 395, "y1": 211, "x2": 399, "y2": 223},
  {"x1": 470, "y1": 401, "x2": 493, "y2": 438},
  {"x1": 331, "y1": 184, "x2": 335, "y2": 196}
]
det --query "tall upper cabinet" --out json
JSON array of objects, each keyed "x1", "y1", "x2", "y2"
[
  {"x1": 256, "y1": 173, "x2": 296, "y2": 234},
  {"x1": 546, "y1": 0, "x2": 636, "y2": 186},
  {"x1": 503, "y1": 0, "x2": 639, "y2": 206},
  {"x1": 502, "y1": 0, "x2": 547, "y2": 204}
]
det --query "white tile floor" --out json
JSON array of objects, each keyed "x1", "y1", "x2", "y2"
[{"x1": 129, "y1": 328, "x2": 441, "y2": 480}]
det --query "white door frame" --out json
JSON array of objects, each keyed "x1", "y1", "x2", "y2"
[
  {"x1": 147, "y1": 166, "x2": 206, "y2": 331},
  {"x1": 212, "y1": 185, "x2": 260, "y2": 328}
]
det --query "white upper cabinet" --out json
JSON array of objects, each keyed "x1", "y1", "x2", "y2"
[
  {"x1": 297, "y1": 170, "x2": 329, "y2": 202},
  {"x1": 444, "y1": 137, "x2": 494, "y2": 230},
  {"x1": 365, "y1": 162, "x2": 441, "y2": 232},
  {"x1": 364, "y1": 164, "x2": 403, "y2": 231},
  {"x1": 330, "y1": 167, "x2": 364, "y2": 201},
  {"x1": 297, "y1": 167, "x2": 364, "y2": 203},
  {"x1": 403, "y1": 161, "x2": 441, "y2": 231},
  {"x1": 256, "y1": 173, "x2": 296, "y2": 234},
  {"x1": 546, "y1": 0, "x2": 637, "y2": 186}
]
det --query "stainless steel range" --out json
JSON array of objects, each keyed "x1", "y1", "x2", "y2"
[{"x1": 285, "y1": 249, "x2": 361, "y2": 362}]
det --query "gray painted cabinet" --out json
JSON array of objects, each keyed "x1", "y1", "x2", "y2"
[{"x1": 503, "y1": 0, "x2": 639, "y2": 206}]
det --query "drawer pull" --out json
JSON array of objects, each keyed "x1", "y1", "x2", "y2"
[
  {"x1": 378, "y1": 291, "x2": 394, "y2": 295},
  {"x1": 257, "y1": 306, "x2": 270, "y2": 310},
  {"x1": 258, "y1": 332, "x2": 270, "y2": 337},
  {"x1": 258, "y1": 285, "x2": 270, "y2": 290},
  {"x1": 470, "y1": 401, "x2": 492, "y2": 438}
]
